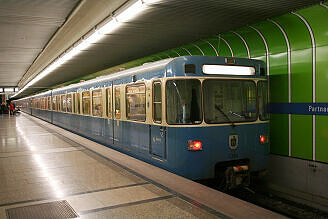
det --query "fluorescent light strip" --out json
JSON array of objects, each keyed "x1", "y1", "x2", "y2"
[{"x1": 13, "y1": 0, "x2": 155, "y2": 98}]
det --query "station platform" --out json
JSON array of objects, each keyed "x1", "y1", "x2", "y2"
[{"x1": 0, "y1": 113, "x2": 285, "y2": 219}]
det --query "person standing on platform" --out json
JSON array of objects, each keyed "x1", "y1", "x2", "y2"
[
  {"x1": 9, "y1": 103, "x2": 14, "y2": 115},
  {"x1": 0, "y1": 103, "x2": 4, "y2": 114}
]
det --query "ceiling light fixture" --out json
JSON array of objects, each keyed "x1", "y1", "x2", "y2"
[{"x1": 12, "y1": 0, "x2": 153, "y2": 98}]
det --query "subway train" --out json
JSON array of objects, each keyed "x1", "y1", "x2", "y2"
[{"x1": 14, "y1": 56, "x2": 269, "y2": 189}]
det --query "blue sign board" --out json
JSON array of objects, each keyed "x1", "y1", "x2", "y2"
[{"x1": 269, "y1": 103, "x2": 328, "y2": 115}]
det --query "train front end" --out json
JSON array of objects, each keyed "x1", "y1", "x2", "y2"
[{"x1": 164, "y1": 56, "x2": 269, "y2": 189}]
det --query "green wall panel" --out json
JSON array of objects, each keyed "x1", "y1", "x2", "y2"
[
  {"x1": 194, "y1": 40, "x2": 218, "y2": 56},
  {"x1": 220, "y1": 32, "x2": 249, "y2": 58},
  {"x1": 157, "y1": 52, "x2": 170, "y2": 59},
  {"x1": 216, "y1": 37, "x2": 232, "y2": 57},
  {"x1": 269, "y1": 53, "x2": 289, "y2": 156},
  {"x1": 269, "y1": 53, "x2": 288, "y2": 103},
  {"x1": 292, "y1": 115, "x2": 313, "y2": 160},
  {"x1": 274, "y1": 13, "x2": 313, "y2": 160},
  {"x1": 297, "y1": 5, "x2": 328, "y2": 47},
  {"x1": 174, "y1": 47, "x2": 192, "y2": 56},
  {"x1": 270, "y1": 114, "x2": 289, "y2": 156},
  {"x1": 234, "y1": 27, "x2": 266, "y2": 58},
  {"x1": 298, "y1": 6, "x2": 328, "y2": 162},
  {"x1": 166, "y1": 50, "x2": 179, "y2": 58},
  {"x1": 316, "y1": 46, "x2": 328, "y2": 104},
  {"x1": 150, "y1": 55, "x2": 161, "y2": 61},
  {"x1": 252, "y1": 21, "x2": 287, "y2": 54},
  {"x1": 290, "y1": 48, "x2": 313, "y2": 159},
  {"x1": 272, "y1": 14, "x2": 312, "y2": 51},
  {"x1": 315, "y1": 46, "x2": 328, "y2": 162},
  {"x1": 183, "y1": 44, "x2": 204, "y2": 56},
  {"x1": 290, "y1": 49, "x2": 313, "y2": 102},
  {"x1": 317, "y1": 116, "x2": 328, "y2": 162}
]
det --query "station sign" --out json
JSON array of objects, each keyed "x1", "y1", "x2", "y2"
[{"x1": 269, "y1": 103, "x2": 328, "y2": 115}]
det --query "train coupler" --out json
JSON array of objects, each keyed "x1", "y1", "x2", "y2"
[{"x1": 225, "y1": 165, "x2": 250, "y2": 189}]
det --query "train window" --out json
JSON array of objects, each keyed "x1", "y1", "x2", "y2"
[
  {"x1": 92, "y1": 89, "x2": 103, "y2": 117},
  {"x1": 56, "y1": 95, "x2": 60, "y2": 111},
  {"x1": 53, "y1": 96, "x2": 56, "y2": 111},
  {"x1": 61, "y1": 94, "x2": 66, "y2": 112},
  {"x1": 203, "y1": 79, "x2": 257, "y2": 124},
  {"x1": 153, "y1": 82, "x2": 162, "y2": 123},
  {"x1": 72, "y1": 93, "x2": 76, "y2": 113},
  {"x1": 166, "y1": 79, "x2": 202, "y2": 125},
  {"x1": 106, "y1": 87, "x2": 112, "y2": 118},
  {"x1": 258, "y1": 81, "x2": 269, "y2": 121},
  {"x1": 126, "y1": 84, "x2": 146, "y2": 121},
  {"x1": 72, "y1": 94, "x2": 75, "y2": 113},
  {"x1": 76, "y1": 93, "x2": 81, "y2": 114},
  {"x1": 67, "y1": 94, "x2": 72, "y2": 113},
  {"x1": 47, "y1": 97, "x2": 51, "y2": 110},
  {"x1": 82, "y1": 91, "x2": 91, "y2": 115},
  {"x1": 115, "y1": 86, "x2": 121, "y2": 119}
]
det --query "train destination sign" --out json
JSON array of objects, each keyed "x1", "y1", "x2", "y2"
[{"x1": 269, "y1": 103, "x2": 328, "y2": 115}]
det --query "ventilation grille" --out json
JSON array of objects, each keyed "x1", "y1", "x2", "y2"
[{"x1": 6, "y1": 200, "x2": 79, "y2": 219}]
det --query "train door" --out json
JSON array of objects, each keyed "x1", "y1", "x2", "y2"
[
  {"x1": 105, "y1": 85, "x2": 114, "y2": 145},
  {"x1": 111, "y1": 85, "x2": 114, "y2": 144},
  {"x1": 113, "y1": 85, "x2": 122, "y2": 145},
  {"x1": 150, "y1": 81, "x2": 166, "y2": 158}
]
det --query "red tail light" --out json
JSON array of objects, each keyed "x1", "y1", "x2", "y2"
[
  {"x1": 260, "y1": 135, "x2": 268, "y2": 144},
  {"x1": 188, "y1": 140, "x2": 202, "y2": 151}
]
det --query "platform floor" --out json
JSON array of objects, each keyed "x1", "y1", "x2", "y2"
[{"x1": 0, "y1": 113, "x2": 285, "y2": 218}]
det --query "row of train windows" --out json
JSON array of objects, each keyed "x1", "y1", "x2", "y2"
[
  {"x1": 25, "y1": 79, "x2": 268, "y2": 125},
  {"x1": 30, "y1": 83, "x2": 160, "y2": 123}
]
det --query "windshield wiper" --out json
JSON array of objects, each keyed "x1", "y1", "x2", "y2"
[
  {"x1": 229, "y1": 111, "x2": 245, "y2": 118},
  {"x1": 215, "y1": 104, "x2": 235, "y2": 128}
]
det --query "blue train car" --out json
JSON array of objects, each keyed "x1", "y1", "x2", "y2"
[{"x1": 14, "y1": 56, "x2": 269, "y2": 189}]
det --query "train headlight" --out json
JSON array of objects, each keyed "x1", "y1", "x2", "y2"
[
  {"x1": 260, "y1": 135, "x2": 268, "y2": 144},
  {"x1": 188, "y1": 140, "x2": 202, "y2": 151}
]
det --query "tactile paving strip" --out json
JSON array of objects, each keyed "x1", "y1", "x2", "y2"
[{"x1": 6, "y1": 200, "x2": 79, "y2": 219}]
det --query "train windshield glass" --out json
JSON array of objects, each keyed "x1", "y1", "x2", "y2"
[
  {"x1": 203, "y1": 79, "x2": 257, "y2": 124},
  {"x1": 166, "y1": 79, "x2": 202, "y2": 125},
  {"x1": 258, "y1": 80, "x2": 269, "y2": 121}
]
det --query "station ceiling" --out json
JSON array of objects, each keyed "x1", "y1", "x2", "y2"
[{"x1": 1, "y1": 0, "x2": 321, "y2": 98}]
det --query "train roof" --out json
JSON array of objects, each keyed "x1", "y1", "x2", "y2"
[
  {"x1": 17, "y1": 56, "x2": 265, "y2": 99},
  {"x1": 52, "y1": 58, "x2": 174, "y2": 93}
]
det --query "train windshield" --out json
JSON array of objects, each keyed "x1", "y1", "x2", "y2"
[
  {"x1": 203, "y1": 79, "x2": 257, "y2": 124},
  {"x1": 166, "y1": 79, "x2": 202, "y2": 125}
]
